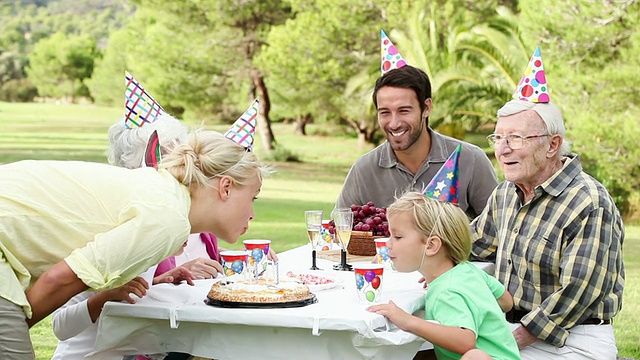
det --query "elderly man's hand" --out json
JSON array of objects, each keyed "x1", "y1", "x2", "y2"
[{"x1": 513, "y1": 325, "x2": 538, "y2": 349}]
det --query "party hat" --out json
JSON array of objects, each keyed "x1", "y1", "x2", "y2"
[
  {"x1": 512, "y1": 46, "x2": 550, "y2": 103},
  {"x1": 144, "y1": 130, "x2": 161, "y2": 169},
  {"x1": 381, "y1": 29, "x2": 407, "y2": 74},
  {"x1": 422, "y1": 145, "x2": 461, "y2": 205},
  {"x1": 124, "y1": 71, "x2": 165, "y2": 128},
  {"x1": 224, "y1": 99, "x2": 258, "y2": 150}
]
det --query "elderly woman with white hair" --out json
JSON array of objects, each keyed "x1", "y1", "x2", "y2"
[
  {"x1": 472, "y1": 97, "x2": 625, "y2": 359},
  {"x1": 107, "y1": 112, "x2": 188, "y2": 169}
]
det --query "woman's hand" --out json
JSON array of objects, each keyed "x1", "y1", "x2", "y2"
[
  {"x1": 154, "y1": 266, "x2": 196, "y2": 285},
  {"x1": 179, "y1": 257, "x2": 223, "y2": 279},
  {"x1": 418, "y1": 276, "x2": 428, "y2": 289},
  {"x1": 267, "y1": 248, "x2": 279, "y2": 262}
]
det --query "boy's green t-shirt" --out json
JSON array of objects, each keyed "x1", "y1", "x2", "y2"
[{"x1": 425, "y1": 262, "x2": 520, "y2": 360}]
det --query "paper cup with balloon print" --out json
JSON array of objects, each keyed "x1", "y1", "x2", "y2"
[
  {"x1": 373, "y1": 238, "x2": 394, "y2": 269},
  {"x1": 243, "y1": 239, "x2": 271, "y2": 278},
  {"x1": 220, "y1": 251, "x2": 249, "y2": 277},
  {"x1": 319, "y1": 220, "x2": 338, "y2": 251},
  {"x1": 353, "y1": 263, "x2": 384, "y2": 304}
]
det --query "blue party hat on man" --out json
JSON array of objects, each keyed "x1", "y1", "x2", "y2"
[
  {"x1": 224, "y1": 99, "x2": 258, "y2": 150},
  {"x1": 422, "y1": 145, "x2": 461, "y2": 204}
]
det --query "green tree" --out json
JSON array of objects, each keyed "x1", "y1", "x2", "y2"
[
  {"x1": 26, "y1": 32, "x2": 98, "y2": 101},
  {"x1": 257, "y1": 0, "x2": 411, "y2": 147},
  {"x1": 0, "y1": 0, "x2": 127, "y2": 88},
  {"x1": 377, "y1": 1, "x2": 527, "y2": 134},
  {"x1": 516, "y1": 0, "x2": 640, "y2": 216},
  {"x1": 87, "y1": 6, "x2": 235, "y2": 120},
  {"x1": 130, "y1": 0, "x2": 293, "y2": 151}
]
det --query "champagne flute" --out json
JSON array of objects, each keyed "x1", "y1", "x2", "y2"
[
  {"x1": 304, "y1": 210, "x2": 323, "y2": 270},
  {"x1": 332, "y1": 208, "x2": 353, "y2": 271}
]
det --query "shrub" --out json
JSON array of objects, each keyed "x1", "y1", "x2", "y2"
[
  {"x1": 569, "y1": 110, "x2": 640, "y2": 217},
  {"x1": 262, "y1": 146, "x2": 301, "y2": 163},
  {"x1": 0, "y1": 78, "x2": 38, "y2": 102}
]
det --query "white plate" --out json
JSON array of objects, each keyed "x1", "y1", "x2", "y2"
[{"x1": 284, "y1": 271, "x2": 343, "y2": 292}]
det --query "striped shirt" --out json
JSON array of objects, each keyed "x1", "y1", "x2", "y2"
[{"x1": 471, "y1": 155, "x2": 625, "y2": 347}]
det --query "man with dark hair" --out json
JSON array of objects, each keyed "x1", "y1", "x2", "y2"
[{"x1": 336, "y1": 65, "x2": 497, "y2": 218}]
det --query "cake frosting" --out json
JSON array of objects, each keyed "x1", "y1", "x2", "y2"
[{"x1": 208, "y1": 275, "x2": 311, "y2": 303}]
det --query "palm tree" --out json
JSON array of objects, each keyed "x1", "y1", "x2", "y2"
[{"x1": 392, "y1": 3, "x2": 530, "y2": 131}]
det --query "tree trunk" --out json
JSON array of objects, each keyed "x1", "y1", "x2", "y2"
[
  {"x1": 356, "y1": 130, "x2": 368, "y2": 149},
  {"x1": 249, "y1": 67, "x2": 276, "y2": 151},
  {"x1": 354, "y1": 120, "x2": 379, "y2": 149},
  {"x1": 293, "y1": 113, "x2": 312, "y2": 136}
]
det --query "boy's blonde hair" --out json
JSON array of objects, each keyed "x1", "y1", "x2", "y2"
[
  {"x1": 160, "y1": 129, "x2": 272, "y2": 189},
  {"x1": 387, "y1": 192, "x2": 471, "y2": 264}
]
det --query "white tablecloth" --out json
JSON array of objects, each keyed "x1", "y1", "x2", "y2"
[{"x1": 90, "y1": 245, "x2": 494, "y2": 360}]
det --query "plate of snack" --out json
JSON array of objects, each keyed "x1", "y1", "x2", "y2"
[
  {"x1": 205, "y1": 275, "x2": 317, "y2": 308},
  {"x1": 285, "y1": 271, "x2": 342, "y2": 292}
]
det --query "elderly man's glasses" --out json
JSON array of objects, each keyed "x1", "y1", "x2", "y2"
[{"x1": 486, "y1": 134, "x2": 550, "y2": 149}]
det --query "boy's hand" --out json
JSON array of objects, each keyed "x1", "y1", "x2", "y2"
[{"x1": 367, "y1": 300, "x2": 413, "y2": 331}]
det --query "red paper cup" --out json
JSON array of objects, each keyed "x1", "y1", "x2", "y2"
[
  {"x1": 353, "y1": 263, "x2": 384, "y2": 303},
  {"x1": 374, "y1": 237, "x2": 393, "y2": 269},
  {"x1": 243, "y1": 239, "x2": 271, "y2": 277},
  {"x1": 220, "y1": 250, "x2": 249, "y2": 276}
]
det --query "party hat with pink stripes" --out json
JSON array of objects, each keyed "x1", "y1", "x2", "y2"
[
  {"x1": 224, "y1": 99, "x2": 258, "y2": 150},
  {"x1": 124, "y1": 72, "x2": 165, "y2": 128}
]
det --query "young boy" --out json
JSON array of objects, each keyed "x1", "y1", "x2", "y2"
[{"x1": 368, "y1": 192, "x2": 520, "y2": 360}]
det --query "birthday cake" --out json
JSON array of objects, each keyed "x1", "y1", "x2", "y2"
[{"x1": 207, "y1": 275, "x2": 312, "y2": 303}]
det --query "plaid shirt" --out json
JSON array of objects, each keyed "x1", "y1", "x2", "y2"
[{"x1": 471, "y1": 155, "x2": 625, "y2": 347}]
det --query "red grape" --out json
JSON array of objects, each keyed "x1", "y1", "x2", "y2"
[{"x1": 348, "y1": 203, "x2": 388, "y2": 235}]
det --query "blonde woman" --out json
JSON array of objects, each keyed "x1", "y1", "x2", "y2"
[
  {"x1": 107, "y1": 115, "x2": 223, "y2": 280},
  {"x1": 368, "y1": 192, "x2": 519, "y2": 360},
  {"x1": 0, "y1": 130, "x2": 271, "y2": 359}
]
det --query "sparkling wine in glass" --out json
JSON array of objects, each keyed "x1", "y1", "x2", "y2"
[
  {"x1": 304, "y1": 210, "x2": 323, "y2": 270},
  {"x1": 332, "y1": 208, "x2": 353, "y2": 271}
]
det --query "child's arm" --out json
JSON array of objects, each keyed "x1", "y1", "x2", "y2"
[
  {"x1": 85, "y1": 277, "x2": 149, "y2": 322},
  {"x1": 368, "y1": 300, "x2": 477, "y2": 355},
  {"x1": 51, "y1": 277, "x2": 149, "y2": 340},
  {"x1": 477, "y1": 264, "x2": 512, "y2": 312},
  {"x1": 497, "y1": 289, "x2": 513, "y2": 313},
  {"x1": 52, "y1": 293, "x2": 94, "y2": 341}
]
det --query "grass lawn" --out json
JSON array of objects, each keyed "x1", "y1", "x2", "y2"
[{"x1": 0, "y1": 101, "x2": 637, "y2": 359}]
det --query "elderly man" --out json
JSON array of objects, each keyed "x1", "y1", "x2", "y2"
[{"x1": 471, "y1": 94, "x2": 625, "y2": 358}]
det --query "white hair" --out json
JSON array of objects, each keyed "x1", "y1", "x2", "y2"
[
  {"x1": 107, "y1": 113, "x2": 189, "y2": 169},
  {"x1": 497, "y1": 99, "x2": 572, "y2": 155}
]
